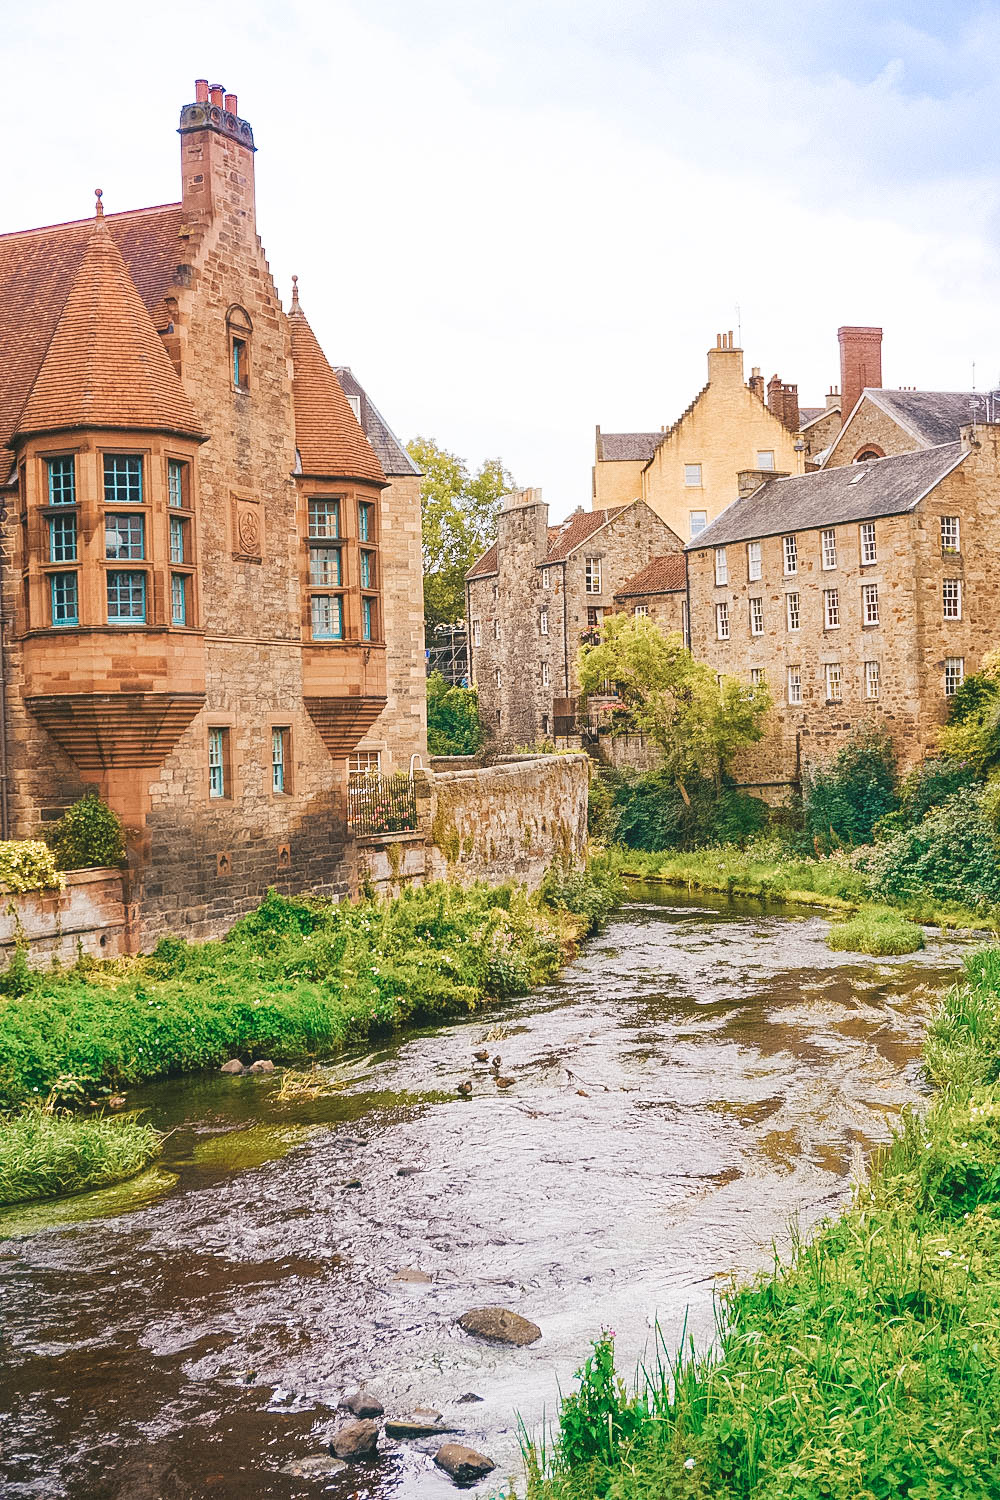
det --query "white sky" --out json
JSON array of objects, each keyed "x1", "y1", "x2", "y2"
[{"x1": 5, "y1": 0, "x2": 1000, "y2": 518}]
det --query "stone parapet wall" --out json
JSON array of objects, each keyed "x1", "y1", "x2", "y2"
[{"x1": 0, "y1": 868, "x2": 130, "y2": 967}]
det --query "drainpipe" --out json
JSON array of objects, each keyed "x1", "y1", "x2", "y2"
[
  {"x1": 0, "y1": 488, "x2": 10, "y2": 839},
  {"x1": 683, "y1": 549, "x2": 692, "y2": 653},
  {"x1": 561, "y1": 561, "x2": 569, "y2": 696}
]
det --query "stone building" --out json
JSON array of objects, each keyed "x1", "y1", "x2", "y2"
[
  {"x1": 0, "y1": 80, "x2": 424, "y2": 943},
  {"x1": 466, "y1": 493, "x2": 682, "y2": 744},
  {"x1": 612, "y1": 554, "x2": 687, "y2": 635},
  {"x1": 592, "y1": 333, "x2": 805, "y2": 541},
  {"x1": 686, "y1": 427, "x2": 1000, "y2": 791}
]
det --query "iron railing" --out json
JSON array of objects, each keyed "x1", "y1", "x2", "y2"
[{"x1": 347, "y1": 771, "x2": 419, "y2": 838}]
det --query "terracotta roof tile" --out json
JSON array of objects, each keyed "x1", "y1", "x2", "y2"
[
  {"x1": 545, "y1": 506, "x2": 625, "y2": 562},
  {"x1": 466, "y1": 541, "x2": 498, "y2": 579},
  {"x1": 615, "y1": 554, "x2": 686, "y2": 596},
  {"x1": 289, "y1": 298, "x2": 386, "y2": 485},
  {"x1": 14, "y1": 205, "x2": 203, "y2": 442}
]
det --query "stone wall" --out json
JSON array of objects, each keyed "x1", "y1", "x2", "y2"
[
  {"x1": 0, "y1": 868, "x2": 129, "y2": 967},
  {"x1": 823, "y1": 395, "x2": 915, "y2": 468}
]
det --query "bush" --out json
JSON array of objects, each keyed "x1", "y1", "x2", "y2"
[
  {"x1": 603, "y1": 769, "x2": 769, "y2": 853},
  {"x1": 49, "y1": 795, "x2": 126, "y2": 870},
  {"x1": 860, "y1": 784, "x2": 1000, "y2": 911},
  {"x1": 540, "y1": 854, "x2": 624, "y2": 934},
  {"x1": 0, "y1": 840, "x2": 64, "y2": 894},
  {"x1": 426, "y1": 671, "x2": 484, "y2": 756},
  {"x1": 804, "y1": 729, "x2": 898, "y2": 849}
]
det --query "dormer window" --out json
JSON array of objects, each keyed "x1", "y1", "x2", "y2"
[
  {"x1": 346, "y1": 393, "x2": 362, "y2": 424},
  {"x1": 226, "y1": 305, "x2": 253, "y2": 392}
]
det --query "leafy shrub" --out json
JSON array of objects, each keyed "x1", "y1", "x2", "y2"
[
  {"x1": 607, "y1": 770, "x2": 769, "y2": 852},
  {"x1": 540, "y1": 854, "x2": 624, "y2": 934},
  {"x1": 860, "y1": 784, "x2": 1000, "y2": 910},
  {"x1": 426, "y1": 671, "x2": 484, "y2": 756},
  {"x1": 804, "y1": 729, "x2": 898, "y2": 848},
  {"x1": 49, "y1": 795, "x2": 126, "y2": 870},
  {"x1": 556, "y1": 1333, "x2": 648, "y2": 1471},
  {"x1": 0, "y1": 840, "x2": 64, "y2": 894}
]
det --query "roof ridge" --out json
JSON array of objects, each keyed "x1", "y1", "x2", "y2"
[{"x1": 0, "y1": 202, "x2": 183, "y2": 243}]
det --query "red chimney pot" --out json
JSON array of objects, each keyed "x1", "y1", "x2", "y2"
[
  {"x1": 209, "y1": 84, "x2": 225, "y2": 106},
  {"x1": 195, "y1": 79, "x2": 209, "y2": 103},
  {"x1": 225, "y1": 93, "x2": 238, "y2": 115}
]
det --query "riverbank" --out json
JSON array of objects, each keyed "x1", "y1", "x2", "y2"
[
  {"x1": 0, "y1": 862, "x2": 621, "y2": 1205},
  {"x1": 527, "y1": 938, "x2": 1000, "y2": 1499}
]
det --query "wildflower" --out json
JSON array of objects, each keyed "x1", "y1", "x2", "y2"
[{"x1": 684, "y1": 1457, "x2": 696, "y2": 1471}]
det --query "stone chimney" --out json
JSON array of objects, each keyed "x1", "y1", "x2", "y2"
[
  {"x1": 707, "y1": 331, "x2": 744, "y2": 387},
  {"x1": 767, "y1": 375, "x2": 800, "y2": 432},
  {"x1": 179, "y1": 78, "x2": 257, "y2": 236},
  {"x1": 748, "y1": 366, "x2": 765, "y2": 401},
  {"x1": 838, "y1": 326, "x2": 883, "y2": 420},
  {"x1": 826, "y1": 386, "x2": 841, "y2": 410}
]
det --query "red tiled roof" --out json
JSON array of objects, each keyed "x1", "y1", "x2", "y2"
[
  {"x1": 466, "y1": 541, "x2": 498, "y2": 579},
  {"x1": 14, "y1": 207, "x2": 203, "y2": 442},
  {"x1": 0, "y1": 203, "x2": 187, "y2": 473},
  {"x1": 615, "y1": 553, "x2": 686, "y2": 597},
  {"x1": 544, "y1": 506, "x2": 624, "y2": 562},
  {"x1": 289, "y1": 299, "x2": 386, "y2": 485}
]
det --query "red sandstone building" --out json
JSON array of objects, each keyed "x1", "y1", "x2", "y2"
[{"x1": 0, "y1": 81, "x2": 423, "y2": 942}]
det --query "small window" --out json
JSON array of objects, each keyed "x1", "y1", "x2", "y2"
[
  {"x1": 941, "y1": 516, "x2": 960, "y2": 554},
  {"x1": 943, "y1": 579, "x2": 962, "y2": 620},
  {"x1": 495, "y1": 667, "x2": 502, "y2": 688},
  {"x1": 825, "y1": 662, "x2": 843, "y2": 702},
  {"x1": 48, "y1": 512, "x2": 77, "y2": 563},
  {"x1": 714, "y1": 547, "x2": 728, "y2": 586},
  {"x1": 232, "y1": 336, "x2": 249, "y2": 391},
  {"x1": 107, "y1": 570, "x2": 146, "y2": 623},
  {"x1": 358, "y1": 501, "x2": 374, "y2": 541},
  {"x1": 362, "y1": 596, "x2": 375, "y2": 641},
  {"x1": 756, "y1": 450, "x2": 775, "y2": 470},
  {"x1": 46, "y1": 456, "x2": 76, "y2": 505},
  {"x1": 360, "y1": 549, "x2": 375, "y2": 589},
  {"x1": 689, "y1": 511, "x2": 707, "y2": 537},
  {"x1": 472, "y1": 619, "x2": 481, "y2": 647},
  {"x1": 309, "y1": 498, "x2": 340, "y2": 538},
  {"x1": 541, "y1": 661, "x2": 550, "y2": 687},
  {"x1": 747, "y1": 541, "x2": 762, "y2": 581},
  {"x1": 540, "y1": 607, "x2": 549, "y2": 635},
  {"x1": 716, "y1": 601, "x2": 730, "y2": 640},
  {"x1": 865, "y1": 660, "x2": 880, "y2": 700},
  {"x1": 945, "y1": 657, "x2": 965, "y2": 696},
  {"x1": 824, "y1": 588, "x2": 840, "y2": 629},
  {"x1": 821, "y1": 528, "x2": 837, "y2": 570},
  {"x1": 750, "y1": 667, "x2": 766, "y2": 685},
  {"x1": 349, "y1": 750, "x2": 381, "y2": 777},
  {"x1": 786, "y1": 592, "x2": 800, "y2": 631},
  {"x1": 494, "y1": 618, "x2": 501, "y2": 641},
  {"x1": 586, "y1": 606, "x2": 601, "y2": 628},
  {"x1": 493, "y1": 583, "x2": 499, "y2": 601},
  {"x1": 272, "y1": 727, "x2": 290, "y2": 794},
  {"x1": 310, "y1": 546, "x2": 342, "y2": 586},
  {"x1": 171, "y1": 573, "x2": 188, "y2": 626},
  {"x1": 105, "y1": 513, "x2": 145, "y2": 560},
  {"x1": 169, "y1": 516, "x2": 188, "y2": 565},
  {"x1": 859, "y1": 521, "x2": 877, "y2": 565},
  {"x1": 103, "y1": 454, "x2": 142, "y2": 505},
  {"x1": 684, "y1": 463, "x2": 703, "y2": 487},
  {"x1": 346, "y1": 393, "x2": 362, "y2": 424},
  {"x1": 311, "y1": 594, "x2": 343, "y2": 639},
  {"x1": 585, "y1": 557, "x2": 602, "y2": 593},
  {"x1": 749, "y1": 597, "x2": 764, "y2": 635},
  {"x1": 208, "y1": 726, "x2": 229, "y2": 798},
  {"x1": 783, "y1": 535, "x2": 798, "y2": 575},
  {"x1": 633, "y1": 603, "x2": 648, "y2": 617},
  {"x1": 787, "y1": 665, "x2": 802, "y2": 704},
  {"x1": 542, "y1": 568, "x2": 551, "y2": 589},
  {"x1": 862, "y1": 582, "x2": 879, "y2": 626},
  {"x1": 49, "y1": 571, "x2": 78, "y2": 627},
  {"x1": 168, "y1": 459, "x2": 189, "y2": 509}
]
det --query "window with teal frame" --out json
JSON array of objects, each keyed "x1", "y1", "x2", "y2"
[
  {"x1": 168, "y1": 459, "x2": 187, "y2": 508},
  {"x1": 309, "y1": 546, "x2": 342, "y2": 586},
  {"x1": 105, "y1": 513, "x2": 144, "y2": 560},
  {"x1": 107, "y1": 570, "x2": 146, "y2": 622},
  {"x1": 362, "y1": 596, "x2": 374, "y2": 641},
  {"x1": 169, "y1": 516, "x2": 187, "y2": 563},
  {"x1": 50, "y1": 571, "x2": 78, "y2": 627},
  {"x1": 360, "y1": 549, "x2": 374, "y2": 588},
  {"x1": 48, "y1": 513, "x2": 77, "y2": 563},
  {"x1": 103, "y1": 454, "x2": 142, "y2": 504},
  {"x1": 208, "y1": 728, "x2": 226, "y2": 798},
  {"x1": 308, "y1": 498, "x2": 340, "y2": 538},
  {"x1": 171, "y1": 574, "x2": 187, "y2": 625},
  {"x1": 358, "y1": 501, "x2": 373, "y2": 541},
  {"x1": 311, "y1": 594, "x2": 343, "y2": 639},
  {"x1": 46, "y1": 456, "x2": 75, "y2": 505}
]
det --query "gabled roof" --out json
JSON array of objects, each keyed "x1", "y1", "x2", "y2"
[
  {"x1": 288, "y1": 292, "x2": 387, "y2": 485},
  {"x1": 14, "y1": 202, "x2": 203, "y2": 443},
  {"x1": 597, "y1": 431, "x2": 663, "y2": 462},
  {"x1": 333, "y1": 366, "x2": 420, "y2": 478},
  {"x1": 466, "y1": 541, "x2": 498, "y2": 580},
  {"x1": 859, "y1": 389, "x2": 977, "y2": 448},
  {"x1": 615, "y1": 554, "x2": 686, "y2": 596},
  {"x1": 688, "y1": 442, "x2": 967, "y2": 550},
  {"x1": 798, "y1": 406, "x2": 825, "y2": 426},
  {"x1": 545, "y1": 506, "x2": 625, "y2": 562},
  {"x1": 0, "y1": 202, "x2": 186, "y2": 475}
]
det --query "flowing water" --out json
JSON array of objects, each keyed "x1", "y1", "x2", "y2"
[{"x1": 0, "y1": 891, "x2": 976, "y2": 1499}]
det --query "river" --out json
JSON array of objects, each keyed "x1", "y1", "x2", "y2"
[{"x1": 0, "y1": 890, "x2": 974, "y2": 1499}]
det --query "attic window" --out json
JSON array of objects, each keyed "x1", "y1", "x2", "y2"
[
  {"x1": 346, "y1": 394, "x2": 362, "y2": 424},
  {"x1": 226, "y1": 305, "x2": 253, "y2": 392}
]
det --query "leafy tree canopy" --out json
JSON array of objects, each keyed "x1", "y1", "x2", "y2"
[
  {"x1": 576, "y1": 613, "x2": 770, "y2": 799},
  {"x1": 407, "y1": 436, "x2": 515, "y2": 630},
  {"x1": 426, "y1": 671, "x2": 484, "y2": 756}
]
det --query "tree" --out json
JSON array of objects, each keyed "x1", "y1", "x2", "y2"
[
  {"x1": 576, "y1": 613, "x2": 770, "y2": 801},
  {"x1": 407, "y1": 436, "x2": 515, "y2": 629},
  {"x1": 426, "y1": 671, "x2": 484, "y2": 756},
  {"x1": 938, "y1": 650, "x2": 1000, "y2": 774}
]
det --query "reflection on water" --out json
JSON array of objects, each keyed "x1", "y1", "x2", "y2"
[{"x1": 0, "y1": 891, "x2": 974, "y2": 1499}]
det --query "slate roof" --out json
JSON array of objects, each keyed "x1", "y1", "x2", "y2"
[
  {"x1": 864, "y1": 389, "x2": 977, "y2": 447},
  {"x1": 615, "y1": 554, "x2": 686, "y2": 596},
  {"x1": 597, "y1": 431, "x2": 663, "y2": 462},
  {"x1": 334, "y1": 366, "x2": 420, "y2": 478},
  {"x1": 289, "y1": 298, "x2": 387, "y2": 485},
  {"x1": 798, "y1": 406, "x2": 827, "y2": 427},
  {"x1": 0, "y1": 202, "x2": 186, "y2": 478},
  {"x1": 688, "y1": 442, "x2": 967, "y2": 551},
  {"x1": 15, "y1": 205, "x2": 203, "y2": 443}
]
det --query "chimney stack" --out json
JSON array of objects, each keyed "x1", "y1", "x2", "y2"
[
  {"x1": 179, "y1": 79, "x2": 257, "y2": 232},
  {"x1": 767, "y1": 375, "x2": 800, "y2": 432},
  {"x1": 748, "y1": 366, "x2": 765, "y2": 401},
  {"x1": 838, "y1": 326, "x2": 882, "y2": 421}
]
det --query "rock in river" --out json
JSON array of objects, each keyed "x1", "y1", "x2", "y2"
[
  {"x1": 344, "y1": 1389, "x2": 384, "y2": 1419},
  {"x1": 248, "y1": 1059, "x2": 275, "y2": 1074},
  {"x1": 393, "y1": 1266, "x2": 433, "y2": 1283},
  {"x1": 281, "y1": 1453, "x2": 346, "y2": 1478},
  {"x1": 385, "y1": 1408, "x2": 449, "y2": 1438},
  {"x1": 219, "y1": 1058, "x2": 245, "y2": 1074},
  {"x1": 434, "y1": 1444, "x2": 496, "y2": 1484},
  {"x1": 457, "y1": 1307, "x2": 541, "y2": 1345},
  {"x1": 330, "y1": 1419, "x2": 379, "y2": 1459}
]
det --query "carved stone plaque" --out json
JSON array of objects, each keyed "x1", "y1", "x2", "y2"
[{"x1": 232, "y1": 497, "x2": 263, "y2": 562}]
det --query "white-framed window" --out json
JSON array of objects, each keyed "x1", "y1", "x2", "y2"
[
  {"x1": 787, "y1": 665, "x2": 802, "y2": 704},
  {"x1": 495, "y1": 667, "x2": 502, "y2": 687},
  {"x1": 783, "y1": 535, "x2": 798, "y2": 575},
  {"x1": 689, "y1": 510, "x2": 707, "y2": 537},
  {"x1": 826, "y1": 662, "x2": 843, "y2": 702},
  {"x1": 945, "y1": 657, "x2": 965, "y2": 695},
  {"x1": 824, "y1": 588, "x2": 840, "y2": 629},
  {"x1": 633, "y1": 603, "x2": 648, "y2": 617},
  {"x1": 749, "y1": 597, "x2": 764, "y2": 635},
  {"x1": 862, "y1": 583, "x2": 879, "y2": 625},
  {"x1": 747, "y1": 540, "x2": 762, "y2": 581},
  {"x1": 494, "y1": 618, "x2": 501, "y2": 640},
  {"x1": 472, "y1": 619, "x2": 481, "y2": 647},
  {"x1": 864, "y1": 660, "x2": 880, "y2": 700},
  {"x1": 541, "y1": 661, "x2": 550, "y2": 687},
  {"x1": 821, "y1": 528, "x2": 837, "y2": 570},
  {"x1": 585, "y1": 557, "x2": 602, "y2": 593},
  {"x1": 756, "y1": 450, "x2": 775, "y2": 470},
  {"x1": 786, "y1": 592, "x2": 800, "y2": 631},
  {"x1": 349, "y1": 750, "x2": 381, "y2": 775},
  {"x1": 716, "y1": 601, "x2": 730, "y2": 640},
  {"x1": 714, "y1": 547, "x2": 728, "y2": 586},
  {"x1": 542, "y1": 567, "x2": 551, "y2": 589},
  {"x1": 943, "y1": 579, "x2": 962, "y2": 620},
  {"x1": 684, "y1": 463, "x2": 702, "y2": 487},
  {"x1": 540, "y1": 608, "x2": 549, "y2": 635},
  {"x1": 941, "y1": 516, "x2": 960, "y2": 554},
  {"x1": 860, "y1": 522, "x2": 877, "y2": 565},
  {"x1": 750, "y1": 667, "x2": 766, "y2": 685}
]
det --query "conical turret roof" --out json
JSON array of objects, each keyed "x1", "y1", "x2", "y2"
[
  {"x1": 14, "y1": 193, "x2": 203, "y2": 441},
  {"x1": 288, "y1": 282, "x2": 386, "y2": 485}
]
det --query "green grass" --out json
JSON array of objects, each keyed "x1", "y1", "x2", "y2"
[
  {"x1": 524, "y1": 945, "x2": 1000, "y2": 1500},
  {"x1": 826, "y1": 907, "x2": 925, "y2": 956},
  {"x1": 0, "y1": 1109, "x2": 160, "y2": 1206}
]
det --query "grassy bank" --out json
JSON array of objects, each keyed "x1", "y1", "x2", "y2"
[
  {"x1": 0, "y1": 1109, "x2": 160, "y2": 1206},
  {"x1": 525, "y1": 943, "x2": 1000, "y2": 1500}
]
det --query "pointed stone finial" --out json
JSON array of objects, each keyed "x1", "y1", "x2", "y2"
[
  {"x1": 95, "y1": 188, "x2": 104, "y2": 218},
  {"x1": 291, "y1": 274, "x2": 299, "y2": 309}
]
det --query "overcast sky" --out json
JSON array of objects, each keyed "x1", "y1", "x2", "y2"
[{"x1": 5, "y1": 1, "x2": 1000, "y2": 517}]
